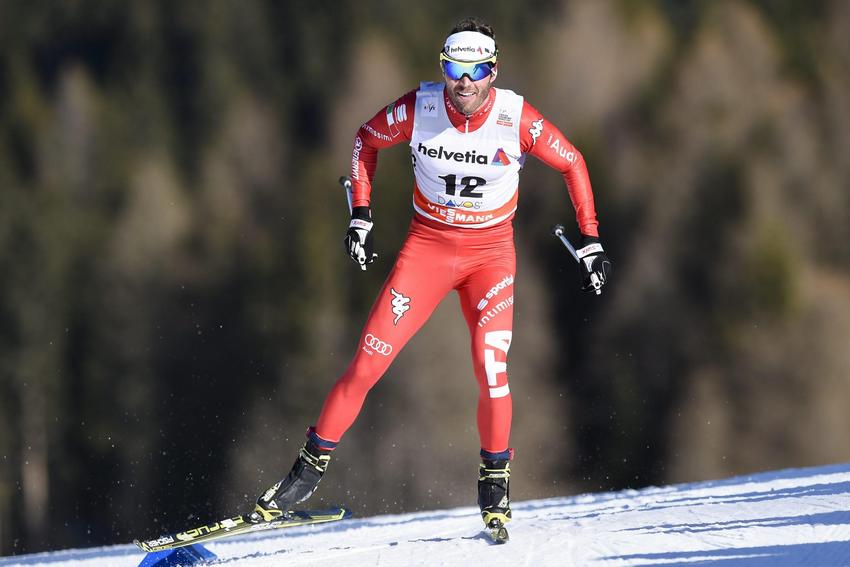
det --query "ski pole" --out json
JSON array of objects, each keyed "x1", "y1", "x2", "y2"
[
  {"x1": 340, "y1": 175, "x2": 373, "y2": 271},
  {"x1": 551, "y1": 224, "x2": 579, "y2": 262},
  {"x1": 551, "y1": 224, "x2": 602, "y2": 295},
  {"x1": 339, "y1": 175, "x2": 353, "y2": 215}
]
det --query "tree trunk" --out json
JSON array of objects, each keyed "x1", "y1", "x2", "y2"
[{"x1": 19, "y1": 354, "x2": 50, "y2": 549}]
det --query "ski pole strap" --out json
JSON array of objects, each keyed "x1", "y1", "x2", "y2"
[
  {"x1": 349, "y1": 217, "x2": 373, "y2": 231},
  {"x1": 576, "y1": 242, "x2": 604, "y2": 258}
]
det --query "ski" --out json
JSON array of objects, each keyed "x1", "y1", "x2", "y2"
[
  {"x1": 134, "y1": 507, "x2": 351, "y2": 552},
  {"x1": 485, "y1": 518, "x2": 509, "y2": 544}
]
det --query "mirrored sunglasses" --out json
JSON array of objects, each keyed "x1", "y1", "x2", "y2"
[{"x1": 439, "y1": 53, "x2": 497, "y2": 81}]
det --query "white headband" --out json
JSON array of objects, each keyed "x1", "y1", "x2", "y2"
[{"x1": 442, "y1": 31, "x2": 496, "y2": 62}]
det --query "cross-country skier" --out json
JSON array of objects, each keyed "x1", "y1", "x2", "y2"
[{"x1": 252, "y1": 17, "x2": 612, "y2": 538}]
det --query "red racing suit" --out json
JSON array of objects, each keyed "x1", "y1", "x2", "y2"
[{"x1": 314, "y1": 83, "x2": 599, "y2": 455}]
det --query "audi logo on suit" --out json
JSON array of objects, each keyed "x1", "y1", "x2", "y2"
[{"x1": 363, "y1": 333, "x2": 393, "y2": 356}]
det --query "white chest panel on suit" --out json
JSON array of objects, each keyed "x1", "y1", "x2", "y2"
[{"x1": 410, "y1": 83, "x2": 524, "y2": 228}]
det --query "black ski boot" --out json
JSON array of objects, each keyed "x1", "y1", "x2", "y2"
[
  {"x1": 478, "y1": 457, "x2": 511, "y2": 542},
  {"x1": 251, "y1": 439, "x2": 332, "y2": 523}
]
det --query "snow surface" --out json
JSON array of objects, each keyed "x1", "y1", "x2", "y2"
[{"x1": 4, "y1": 463, "x2": 850, "y2": 566}]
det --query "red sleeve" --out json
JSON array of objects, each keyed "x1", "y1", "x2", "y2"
[
  {"x1": 519, "y1": 100, "x2": 599, "y2": 237},
  {"x1": 349, "y1": 89, "x2": 417, "y2": 207}
]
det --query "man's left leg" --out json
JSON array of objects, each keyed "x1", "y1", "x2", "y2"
[{"x1": 457, "y1": 258, "x2": 516, "y2": 529}]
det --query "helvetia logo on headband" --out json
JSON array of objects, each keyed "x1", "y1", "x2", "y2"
[{"x1": 447, "y1": 45, "x2": 494, "y2": 57}]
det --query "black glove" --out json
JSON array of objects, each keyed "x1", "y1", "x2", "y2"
[
  {"x1": 576, "y1": 235, "x2": 612, "y2": 294},
  {"x1": 343, "y1": 206, "x2": 378, "y2": 271}
]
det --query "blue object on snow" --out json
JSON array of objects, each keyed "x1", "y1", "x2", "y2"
[{"x1": 138, "y1": 544, "x2": 217, "y2": 567}]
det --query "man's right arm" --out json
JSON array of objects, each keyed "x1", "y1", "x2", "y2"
[{"x1": 350, "y1": 89, "x2": 417, "y2": 207}]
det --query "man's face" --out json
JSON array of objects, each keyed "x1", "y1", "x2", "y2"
[{"x1": 444, "y1": 66, "x2": 497, "y2": 116}]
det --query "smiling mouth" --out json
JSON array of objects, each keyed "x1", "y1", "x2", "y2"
[{"x1": 456, "y1": 90, "x2": 476, "y2": 99}]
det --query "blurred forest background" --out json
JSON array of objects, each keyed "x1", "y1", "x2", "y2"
[{"x1": 2, "y1": 0, "x2": 850, "y2": 555}]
